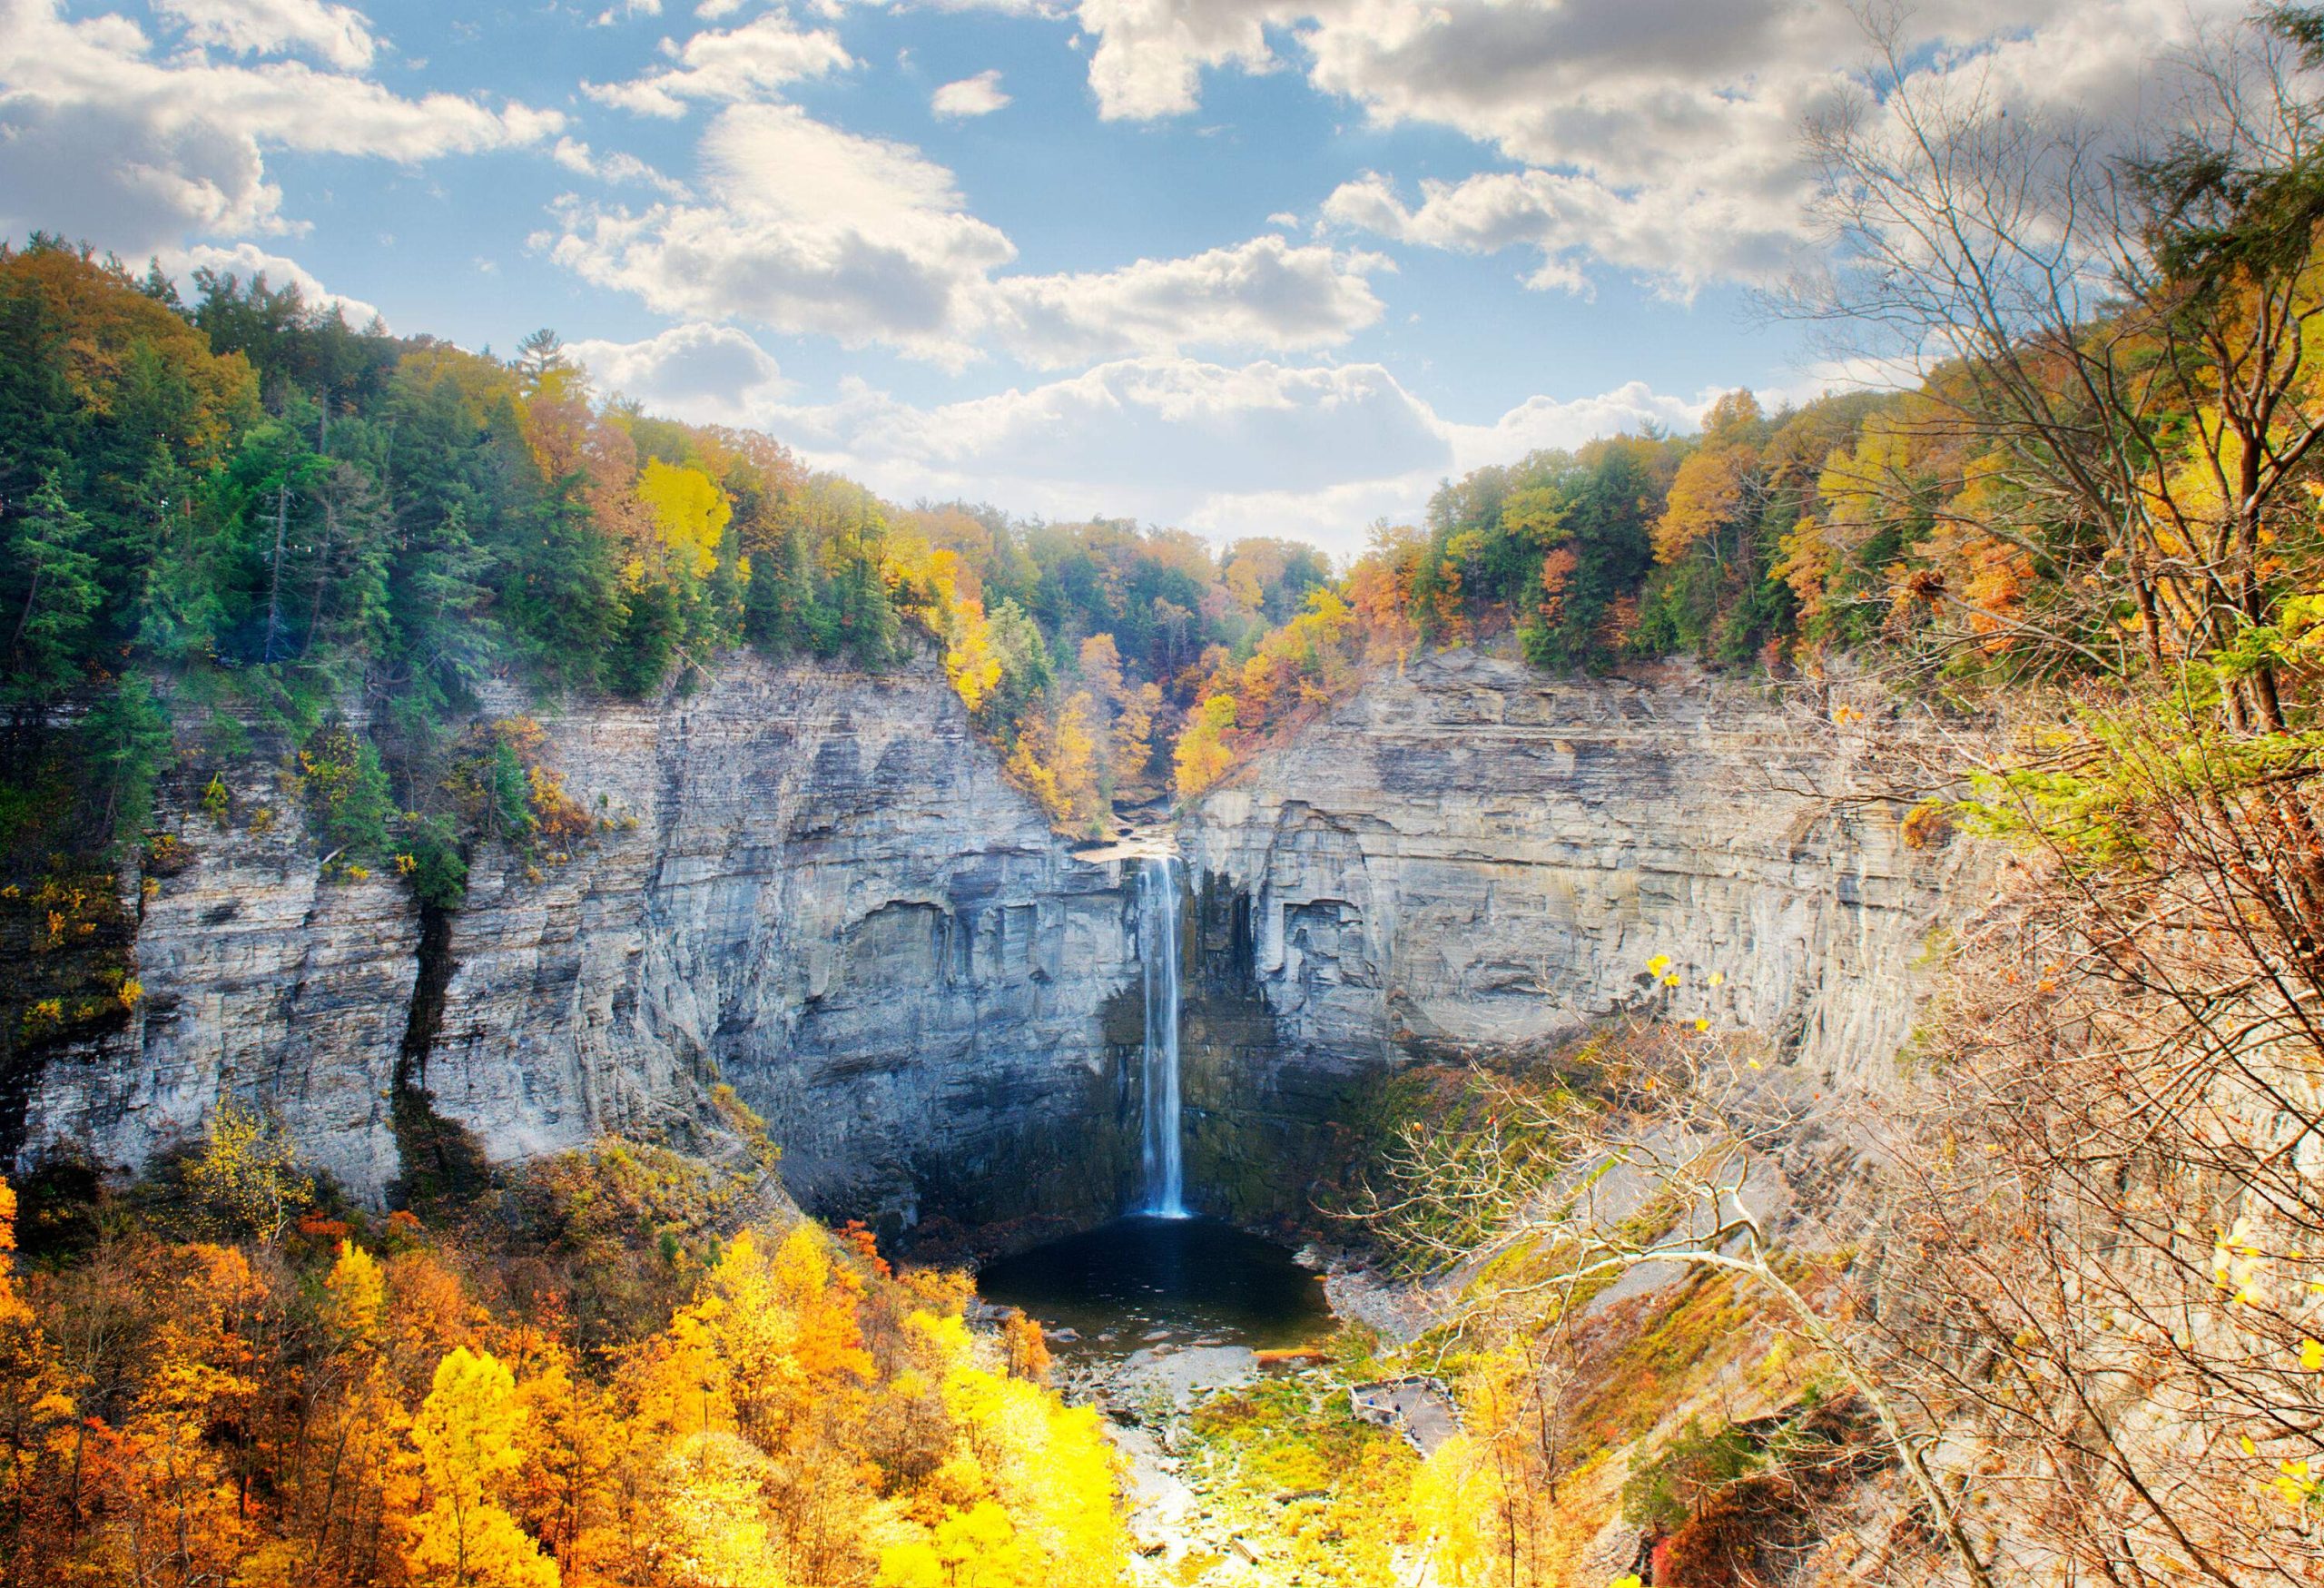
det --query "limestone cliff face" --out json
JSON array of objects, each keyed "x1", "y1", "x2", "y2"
[
  {"x1": 19, "y1": 762, "x2": 421, "y2": 1198},
  {"x1": 16, "y1": 647, "x2": 1960, "y2": 1237},
  {"x1": 20, "y1": 655, "x2": 1142, "y2": 1224},
  {"x1": 419, "y1": 657, "x2": 1139, "y2": 1225},
  {"x1": 1177, "y1": 650, "x2": 1962, "y2": 1218}
]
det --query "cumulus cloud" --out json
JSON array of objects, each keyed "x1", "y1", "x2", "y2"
[
  {"x1": 549, "y1": 104, "x2": 1393, "y2": 365},
  {"x1": 1037, "y1": 0, "x2": 2243, "y2": 296},
  {"x1": 758, "y1": 355, "x2": 1706, "y2": 552},
  {"x1": 582, "y1": 10, "x2": 852, "y2": 116},
  {"x1": 1322, "y1": 167, "x2": 1797, "y2": 296},
  {"x1": 153, "y1": 0, "x2": 376, "y2": 70},
  {"x1": 0, "y1": 0, "x2": 561, "y2": 253},
  {"x1": 1445, "y1": 380, "x2": 1708, "y2": 474},
  {"x1": 162, "y1": 241, "x2": 386, "y2": 326},
  {"x1": 779, "y1": 356, "x2": 1446, "y2": 512},
  {"x1": 931, "y1": 68, "x2": 1010, "y2": 117},
  {"x1": 989, "y1": 235, "x2": 1386, "y2": 367},
  {"x1": 548, "y1": 104, "x2": 1016, "y2": 364},
  {"x1": 1076, "y1": 0, "x2": 1277, "y2": 121},
  {"x1": 566, "y1": 321, "x2": 790, "y2": 423}
]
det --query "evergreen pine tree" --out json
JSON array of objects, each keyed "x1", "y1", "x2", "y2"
[{"x1": 3, "y1": 474, "x2": 101, "y2": 702}]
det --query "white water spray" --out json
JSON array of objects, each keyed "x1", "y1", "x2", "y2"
[{"x1": 1137, "y1": 855, "x2": 1188, "y2": 1218}]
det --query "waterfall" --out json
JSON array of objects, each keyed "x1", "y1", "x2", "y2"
[{"x1": 1137, "y1": 855, "x2": 1188, "y2": 1218}]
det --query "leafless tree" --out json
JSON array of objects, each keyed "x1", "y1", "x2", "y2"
[
  {"x1": 1364, "y1": 1026, "x2": 1995, "y2": 1587},
  {"x1": 1783, "y1": 7, "x2": 2324, "y2": 737}
]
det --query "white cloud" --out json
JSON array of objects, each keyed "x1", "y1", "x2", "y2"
[
  {"x1": 161, "y1": 241, "x2": 386, "y2": 327},
  {"x1": 931, "y1": 68, "x2": 1010, "y2": 117},
  {"x1": 153, "y1": 0, "x2": 376, "y2": 70},
  {"x1": 566, "y1": 321, "x2": 790, "y2": 423},
  {"x1": 1323, "y1": 166, "x2": 1795, "y2": 297},
  {"x1": 583, "y1": 10, "x2": 852, "y2": 116},
  {"x1": 990, "y1": 234, "x2": 1385, "y2": 367},
  {"x1": 761, "y1": 355, "x2": 1706, "y2": 553},
  {"x1": 1445, "y1": 380, "x2": 1707, "y2": 475},
  {"x1": 778, "y1": 356, "x2": 1446, "y2": 511},
  {"x1": 548, "y1": 104, "x2": 1016, "y2": 364},
  {"x1": 1037, "y1": 0, "x2": 2244, "y2": 297},
  {"x1": 595, "y1": 0, "x2": 664, "y2": 23},
  {"x1": 552, "y1": 135, "x2": 691, "y2": 197},
  {"x1": 1076, "y1": 0, "x2": 1278, "y2": 121},
  {"x1": 0, "y1": 0, "x2": 562, "y2": 253},
  {"x1": 549, "y1": 104, "x2": 1392, "y2": 365}
]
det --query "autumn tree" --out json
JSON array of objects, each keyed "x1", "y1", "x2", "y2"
[
  {"x1": 182, "y1": 1102, "x2": 314, "y2": 1244},
  {"x1": 409, "y1": 1346, "x2": 558, "y2": 1588},
  {"x1": 0, "y1": 1179, "x2": 69, "y2": 1580}
]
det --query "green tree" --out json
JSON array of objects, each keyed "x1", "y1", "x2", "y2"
[
  {"x1": 2, "y1": 475, "x2": 100, "y2": 702},
  {"x1": 79, "y1": 671, "x2": 172, "y2": 846}
]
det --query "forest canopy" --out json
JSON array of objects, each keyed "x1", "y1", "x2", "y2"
[{"x1": 0, "y1": 232, "x2": 1925, "y2": 873}]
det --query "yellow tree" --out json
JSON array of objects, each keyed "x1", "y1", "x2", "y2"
[
  {"x1": 653, "y1": 1431, "x2": 787, "y2": 1588},
  {"x1": 0, "y1": 1179, "x2": 71, "y2": 1583},
  {"x1": 894, "y1": 1312, "x2": 1123, "y2": 1588},
  {"x1": 182, "y1": 1101, "x2": 314, "y2": 1242},
  {"x1": 1172, "y1": 694, "x2": 1237, "y2": 801},
  {"x1": 507, "y1": 1330, "x2": 616, "y2": 1578},
  {"x1": 1649, "y1": 400, "x2": 1757, "y2": 565},
  {"x1": 1075, "y1": 635, "x2": 1158, "y2": 794},
  {"x1": 409, "y1": 1346, "x2": 559, "y2": 1588},
  {"x1": 1006, "y1": 695, "x2": 1104, "y2": 833},
  {"x1": 636, "y1": 459, "x2": 733, "y2": 579},
  {"x1": 286, "y1": 1239, "x2": 421, "y2": 1584},
  {"x1": 687, "y1": 1226, "x2": 872, "y2": 1449},
  {"x1": 116, "y1": 1245, "x2": 263, "y2": 1588}
]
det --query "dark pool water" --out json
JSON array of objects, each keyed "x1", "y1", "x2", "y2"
[{"x1": 976, "y1": 1216, "x2": 1330, "y2": 1353}]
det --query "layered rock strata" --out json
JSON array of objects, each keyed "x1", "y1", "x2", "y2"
[
  {"x1": 17, "y1": 647, "x2": 1961, "y2": 1235},
  {"x1": 20, "y1": 656, "x2": 1141, "y2": 1224},
  {"x1": 1177, "y1": 650, "x2": 1961, "y2": 1218}
]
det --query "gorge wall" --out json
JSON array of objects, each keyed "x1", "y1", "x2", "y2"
[
  {"x1": 16, "y1": 654, "x2": 1143, "y2": 1228},
  {"x1": 11, "y1": 648, "x2": 1962, "y2": 1234},
  {"x1": 1177, "y1": 650, "x2": 1962, "y2": 1219}
]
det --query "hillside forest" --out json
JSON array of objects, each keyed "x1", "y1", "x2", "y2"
[{"x1": 7, "y1": 4, "x2": 2324, "y2": 1588}]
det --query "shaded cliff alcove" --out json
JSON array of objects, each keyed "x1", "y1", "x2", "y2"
[
  {"x1": 1175, "y1": 866, "x2": 1378, "y2": 1224},
  {"x1": 732, "y1": 870, "x2": 1148, "y2": 1244}
]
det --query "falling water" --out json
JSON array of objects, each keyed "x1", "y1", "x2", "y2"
[{"x1": 1137, "y1": 855, "x2": 1188, "y2": 1218}]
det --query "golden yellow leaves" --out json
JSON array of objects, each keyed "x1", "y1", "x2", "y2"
[
  {"x1": 326, "y1": 1240, "x2": 386, "y2": 1343},
  {"x1": 1652, "y1": 439, "x2": 1759, "y2": 567},
  {"x1": 409, "y1": 1346, "x2": 560, "y2": 1588},
  {"x1": 2211, "y1": 1216, "x2": 2268, "y2": 1307},
  {"x1": 1173, "y1": 693, "x2": 1239, "y2": 800},
  {"x1": 635, "y1": 458, "x2": 733, "y2": 580}
]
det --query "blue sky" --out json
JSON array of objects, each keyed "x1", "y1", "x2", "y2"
[{"x1": 0, "y1": 0, "x2": 2231, "y2": 555}]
